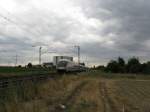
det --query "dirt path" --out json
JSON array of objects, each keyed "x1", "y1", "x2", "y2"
[
  {"x1": 99, "y1": 81, "x2": 118, "y2": 112},
  {"x1": 51, "y1": 80, "x2": 88, "y2": 112},
  {"x1": 63, "y1": 81, "x2": 88, "y2": 106},
  {"x1": 49, "y1": 78, "x2": 120, "y2": 112}
]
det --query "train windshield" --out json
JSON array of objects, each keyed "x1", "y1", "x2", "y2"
[{"x1": 57, "y1": 61, "x2": 68, "y2": 67}]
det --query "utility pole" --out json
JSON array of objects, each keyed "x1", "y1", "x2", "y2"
[
  {"x1": 32, "y1": 45, "x2": 46, "y2": 65},
  {"x1": 39, "y1": 46, "x2": 42, "y2": 65},
  {"x1": 15, "y1": 54, "x2": 18, "y2": 66},
  {"x1": 75, "y1": 45, "x2": 80, "y2": 64}
]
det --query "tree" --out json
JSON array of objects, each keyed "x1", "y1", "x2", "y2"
[
  {"x1": 141, "y1": 62, "x2": 150, "y2": 74},
  {"x1": 106, "y1": 60, "x2": 119, "y2": 73},
  {"x1": 117, "y1": 57, "x2": 126, "y2": 73},
  {"x1": 118, "y1": 57, "x2": 125, "y2": 66},
  {"x1": 27, "y1": 63, "x2": 32, "y2": 68},
  {"x1": 96, "y1": 65, "x2": 106, "y2": 71},
  {"x1": 127, "y1": 57, "x2": 141, "y2": 73},
  {"x1": 18, "y1": 65, "x2": 22, "y2": 68}
]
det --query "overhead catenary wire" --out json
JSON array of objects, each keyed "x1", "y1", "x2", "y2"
[
  {"x1": 0, "y1": 13, "x2": 40, "y2": 37},
  {"x1": 0, "y1": 6, "x2": 45, "y2": 38},
  {"x1": 0, "y1": 9, "x2": 51, "y2": 64},
  {"x1": 1, "y1": 10, "x2": 59, "y2": 64}
]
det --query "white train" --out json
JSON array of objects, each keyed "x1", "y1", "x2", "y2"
[{"x1": 56, "y1": 59, "x2": 87, "y2": 73}]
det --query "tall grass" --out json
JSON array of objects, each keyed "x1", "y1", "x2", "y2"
[
  {"x1": 0, "y1": 80, "x2": 39, "y2": 112},
  {"x1": 0, "y1": 74, "x2": 83, "y2": 112},
  {"x1": 1, "y1": 71, "x2": 150, "y2": 112}
]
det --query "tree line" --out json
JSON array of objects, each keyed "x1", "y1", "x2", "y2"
[{"x1": 96, "y1": 57, "x2": 150, "y2": 74}]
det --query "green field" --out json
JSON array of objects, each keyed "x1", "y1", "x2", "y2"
[
  {"x1": 0, "y1": 67, "x2": 54, "y2": 78},
  {"x1": 0, "y1": 70, "x2": 150, "y2": 112}
]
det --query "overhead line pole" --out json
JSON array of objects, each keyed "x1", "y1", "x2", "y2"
[
  {"x1": 78, "y1": 46, "x2": 80, "y2": 64},
  {"x1": 75, "y1": 45, "x2": 80, "y2": 64},
  {"x1": 32, "y1": 45, "x2": 48, "y2": 65},
  {"x1": 14, "y1": 54, "x2": 18, "y2": 67},
  {"x1": 39, "y1": 46, "x2": 42, "y2": 65}
]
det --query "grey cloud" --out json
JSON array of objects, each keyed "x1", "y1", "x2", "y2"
[
  {"x1": 1, "y1": 0, "x2": 150, "y2": 65},
  {"x1": 79, "y1": 0, "x2": 150, "y2": 55},
  {"x1": 0, "y1": 37, "x2": 34, "y2": 53},
  {"x1": 15, "y1": 9, "x2": 75, "y2": 42}
]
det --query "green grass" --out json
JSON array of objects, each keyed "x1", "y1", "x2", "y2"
[{"x1": 0, "y1": 67, "x2": 51, "y2": 73}]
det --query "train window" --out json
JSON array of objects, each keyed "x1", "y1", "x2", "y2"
[{"x1": 57, "y1": 61, "x2": 68, "y2": 67}]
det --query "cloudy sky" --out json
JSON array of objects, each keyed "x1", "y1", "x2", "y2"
[{"x1": 0, "y1": 0, "x2": 150, "y2": 66}]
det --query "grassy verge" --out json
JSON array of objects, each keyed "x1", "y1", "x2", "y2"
[{"x1": 0, "y1": 67, "x2": 55, "y2": 78}]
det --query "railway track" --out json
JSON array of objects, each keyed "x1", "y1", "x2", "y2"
[{"x1": 0, "y1": 72, "x2": 58, "y2": 89}]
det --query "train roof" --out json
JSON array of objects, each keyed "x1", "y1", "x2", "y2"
[{"x1": 58, "y1": 59, "x2": 73, "y2": 62}]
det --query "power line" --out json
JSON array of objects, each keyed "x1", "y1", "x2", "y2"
[
  {"x1": 0, "y1": 6, "x2": 44, "y2": 38},
  {"x1": 2, "y1": 7, "x2": 47, "y2": 37},
  {"x1": 0, "y1": 13, "x2": 40, "y2": 37},
  {"x1": 0, "y1": 10, "x2": 48, "y2": 65}
]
